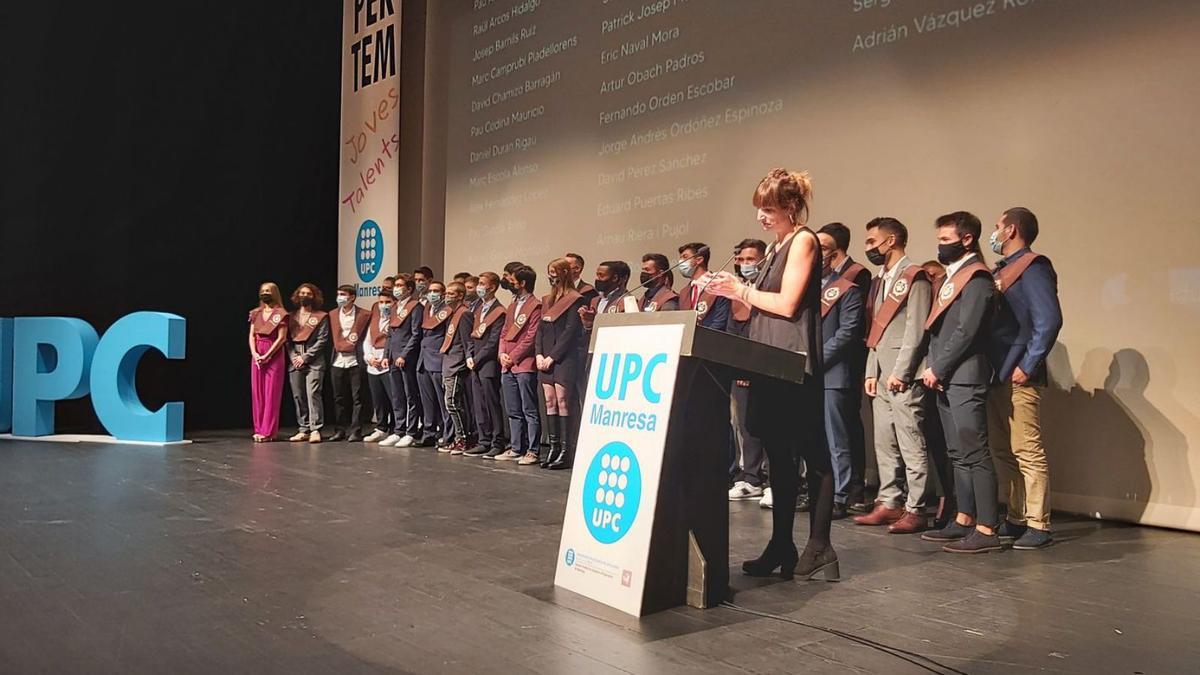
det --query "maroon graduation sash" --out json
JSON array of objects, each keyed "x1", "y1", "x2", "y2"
[
  {"x1": 866, "y1": 267, "x2": 928, "y2": 348},
  {"x1": 541, "y1": 289, "x2": 583, "y2": 322},
  {"x1": 679, "y1": 282, "x2": 718, "y2": 320},
  {"x1": 643, "y1": 286, "x2": 678, "y2": 312},
  {"x1": 288, "y1": 310, "x2": 327, "y2": 342},
  {"x1": 925, "y1": 261, "x2": 992, "y2": 329},
  {"x1": 471, "y1": 303, "x2": 507, "y2": 339},
  {"x1": 994, "y1": 252, "x2": 1045, "y2": 294},
  {"x1": 589, "y1": 293, "x2": 625, "y2": 314},
  {"x1": 440, "y1": 305, "x2": 471, "y2": 353},
  {"x1": 504, "y1": 296, "x2": 541, "y2": 340},
  {"x1": 577, "y1": 281, "x2": 596, "y2": 296},
  {"x1": 331, "y1": 306, "x2": 371, "y2": 353},
  {"x1": 422, "y1": 304, "x2": 451, "y2": 330},
  {"x1": 819, "y1": 277, "x2": 857, "y2": 318},
  {"x1": 367, "y1": 313, "x2": 389, "y2": 348},
  {"x1": 389, "y1": 299, "x2": 420, "y2": 328},
  {"x1": 250, "y1": 307, "x2": 286, "y2": 336},
  {"x1": 842, "y1": 262, "x2": 867, "y2": 284}
]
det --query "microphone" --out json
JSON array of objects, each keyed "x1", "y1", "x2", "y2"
[{"x1": 607, "y1": 246, "x2": 710, "y2": 309}]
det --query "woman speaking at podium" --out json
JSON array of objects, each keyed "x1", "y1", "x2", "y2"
[{"x1": 704, "y1": 168, "x2": 839, "y2": 581}]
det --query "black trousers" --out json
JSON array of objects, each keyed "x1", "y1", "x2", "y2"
[
  {"x1": 924, "y1": 388, "x2": 954, "y2": 511},
  {"x1": 330, "y1": 365, "x2": 365, "y2": 433},
  {"x1": 472, "y1": 370, "x2": 504, "y2": 450},
  {"x1": 935, "y1": 384, "x2": 997, "y2": 527},
  {"x1": 417, "y1": 368, "x2": 451, "y2": 442},
  {"x1": 368, "y1": 372, "x2": 394, "y2": 434},
  {"x1": 749, "y1": 377, "x2": 835, "y2": 549}
]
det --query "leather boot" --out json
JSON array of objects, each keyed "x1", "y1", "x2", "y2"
[
  {"x1": 542, "y1": 416, "x2": 562, "y2": 468},
  {"x1": 548, "y1": 415, "x2": 573, "y2": 470}
]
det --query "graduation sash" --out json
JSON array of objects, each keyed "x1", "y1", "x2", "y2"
[
  {"x1": 288, "y1": 310, "x2": 327, "y2": 342},
  {"x1": 819, "y1": 277, "x2": 857, "y2": 318},
  {"x1": 589, "y1": 293, "x2": 626, "y2": 314},
  {"x1": 925, "y1": 261, "x2": 992, "y2": 329},
  {"x1": 504, "y1": 296, "x2": 542, "y2": 340},
  {"x1": 367, "y1": 313, "x2": 389, "y2": 348},
  {"x1": 250, "y1": 307, "x2": 286, "y2": 336},
  {"x1": 541, "y1": 289, "x2": 583, "y2": 322},
  {"x1": 440, "y1": 305, "x2": 471, "y2": 353},
  {"x1": 642, "y1": 286, "x2": 678, "y2": 312},
  {"x1": 330, "y1": 306, "x2": 371, "y2": 353},
  {"x1": 993, "y1": 252, "x2": 1045, "y2": 294},
  {"x1": 422, "y1": 303, "x2": 451, "y2": 330},
  {"x1": 679, "y1": 282, "x2": 718, "y2": 320},
  {"x1": 389, "y1": 299, "x2": 420, "y2": 328},
  {"x1": 471, "y1": 302, "x2": 506, "y2": 339},
  {"x1": 865, "y1": 266, "x2": 928, "y2": 348}
]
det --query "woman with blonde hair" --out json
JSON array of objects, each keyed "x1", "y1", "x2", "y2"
[
  {"x1": 705, "y1": 168, "x2": 840, "y2": 581},
  {"x1": 248, "y1": 282, "x2": 289, "y2": 442},
  {"x1": 535, "y1": 257, "x2": 586, "y2": 469}
]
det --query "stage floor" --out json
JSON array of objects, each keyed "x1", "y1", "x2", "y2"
[{"x1": 0, "y1": 433, "x2": 1196, "y2": 674}]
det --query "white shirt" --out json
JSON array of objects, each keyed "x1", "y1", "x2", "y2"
[
  {"x1": 880, "y1": 255, "x2": 911, "y2": 298},
  {"x1": 480, "y1": 298, "x2": 497, "y2": 316},
  {"x1": 513, "y1": 292, "x2": 530, "y2": 313},
  {"x1": 364, "y1": 317, "x2": 390, "y2": 375},
  {"x1": 596, "y1": 289, "x2": 621, "y2": 314},
  {"x1": 333, "y1": 307, "x2": 359, "y2": 369},
  {"x1": 945, "y1": 252, "x2": 978, "y2": 280}
]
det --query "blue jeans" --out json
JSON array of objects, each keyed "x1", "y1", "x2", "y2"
[
  {"x1": 825, "y1": 388, "x2": 858, "y2": 506},
  {"x1": 501, "y1": 371, "x2": 541, "y2": 454}
]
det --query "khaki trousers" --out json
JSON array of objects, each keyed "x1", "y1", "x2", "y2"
[{"x1": 987, "y1": 382, "x2": 1050, "y2": 530}]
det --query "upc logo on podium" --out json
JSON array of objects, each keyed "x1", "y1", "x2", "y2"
[{"x1": 582, "y1": 441, "x2": 642, "y2": 544}]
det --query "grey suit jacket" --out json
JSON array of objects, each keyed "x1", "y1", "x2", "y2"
[{"x1": 865, "y1": 258, "x2": 931, "y2": 384}]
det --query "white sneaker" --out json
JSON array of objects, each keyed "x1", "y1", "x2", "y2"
[
  {"x1": 379, "y1": 434, "x2": 403, "y2": 447},
  {"x1": 397, "y1": 435, "x2": 416, "y2": 448},
  {"x1": 759, "y1": 487, "x2": 774, "y2": 509},
  {"x1": 729, "y1": 481, "x2": 764, "y2": 501},
  {"x1": 364, "y1": 430, "x2": 386, "y2": 443}
]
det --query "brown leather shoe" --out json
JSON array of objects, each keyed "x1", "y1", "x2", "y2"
[
  {"x1": 887, "y1": 511, "x2": 928, "y2": 534},
  {"x1": 853, "y1": 504, "x2": 905, "y2": 526}
]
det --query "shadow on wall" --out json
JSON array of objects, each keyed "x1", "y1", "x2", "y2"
[{"x1": 1045, "y1": 343, "x2": 1197, "y2": 529}]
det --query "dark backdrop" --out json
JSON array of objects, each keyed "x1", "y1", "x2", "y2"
[{"x1": 0, "y1": 4, "x2": 341, "y2": 431}]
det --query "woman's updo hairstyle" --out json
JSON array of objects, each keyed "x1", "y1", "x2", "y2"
[{"x1": 752, "y1": 168, "x2": 813, "y2": 225}]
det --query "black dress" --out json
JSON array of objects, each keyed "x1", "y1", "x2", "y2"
[{"x1": 536, "y1": 294, "x2": 586, "y2": 386}]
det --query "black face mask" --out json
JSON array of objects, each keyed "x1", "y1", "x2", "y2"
[
  {"x1": 500, "y1": 279, "x2": 514, "y2": 292},
  {"x1": 259, "y1": 293, "x2": 272, "y2": 302},
  {"x1": 865, "y1": 246, "x2": 887, "y2": 266},
  {"x1": 299, "y1": 297, "x2": 313, "y2": 307},
  {"x1": 639, "y1": 271, "x2": 656, "y2": 287},
  {"x1": 937, "y1": 241, "x2": 967, "y2": 265}
]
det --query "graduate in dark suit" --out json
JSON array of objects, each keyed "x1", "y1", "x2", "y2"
[
  {"x1": 464, "y1": 272, "x2": 507, "y2": 457},
  {"x1": 920, "y1": 211, "x2": 1000, "y2": 553},
  {"x1": 438, "y1": 282, "x2": 476, "y2": 455},
  {"x1": 383, "y1": 274, "x2": 424, "y2": 447},
  {"x1": 986, "y1": 207, "x2": 1063, "y2": 550},
  {"x1": 416, "y1": 281, "x2": 453, "y2": 448},
  {"x1": 816, "y1": 229, "x2": 866, "y2": 521}
]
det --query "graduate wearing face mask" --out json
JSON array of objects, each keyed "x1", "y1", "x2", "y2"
[
  {"x1": 328, "y1": 284, "x2": 372, "y2": 442},
  {"x1": 677, "y1": 242, "x2": 731, "y2": 330},
  {"x1": 381, "y1": 275, "x2": 425, "y2": 448},
  {"x1": 363, "y1": 291, "x2": 397, "y2": 443},
  {"x1": 286, "y1": 284, "x2": 330, "y2": 443},
  {"x1": 724, "y1": 240, "x2": 769, "y2": 503},
  {"x1": 416, "y1": 281, "x2": 454, "y2": 448},
  {"x1": 638, "y1": 253, "x2": 679, "y2": 311},
  {"x1": 464, "y1": 272, "x2": 508, "y2": 457},
  {"x1": 248, "y1": 282, "x2": 289, "y2": 442}
]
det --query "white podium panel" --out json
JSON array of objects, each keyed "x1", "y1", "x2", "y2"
[{"x1": 553, "y1": 321, "x2": 685, "y2": 616}]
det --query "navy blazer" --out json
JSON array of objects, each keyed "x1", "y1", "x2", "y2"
[
  {"x1": 821, "y1": 283, "x2": 866, "y2": 390},
  {"x1": 466, "y1": 302, "x2": 504, "y2": 379},
  {"x1": 988, "y1": 249, "x2": 1063, "y2": 384},
  {"x1": 385, "y1": 302, "x2": 424, "y2": 366},
  {"x1": 418, "y1": 303, "x2": 448, "y2": 374},
  {"x1": 928, "y1": 273, "x2": 994, "y2": 386}
]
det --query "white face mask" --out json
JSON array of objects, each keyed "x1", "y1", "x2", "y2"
[
  {"x1": 336, "y1": 295, "x2": 352, "y2": 307},
  {"x1": 678, "y1": 259, "x2": 695, "y2": 279},
  {"x1": 989, "y1": 228, "x2": 1009, "y2": 255},
  {"x1": 739, "y1": 263, "x2": 761, "y2": 281}
]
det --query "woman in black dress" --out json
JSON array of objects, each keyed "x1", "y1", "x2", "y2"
[
  {"x1": 705, "y1": 168, "x2": 839, "y2": 581},
  {"x1": 535, "y1": 257, "x2": 586, "y2": 469}
]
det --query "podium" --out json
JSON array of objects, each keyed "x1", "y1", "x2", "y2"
[{"x1": 553, "y1": 310, "x2": 807, "y2": 617}]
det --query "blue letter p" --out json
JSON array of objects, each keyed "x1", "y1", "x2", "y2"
[{"x1": 12, "y1": 318, "x2": 99, "y2": 437}]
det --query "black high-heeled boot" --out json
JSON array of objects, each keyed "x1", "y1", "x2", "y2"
[
  {"x1": 741, "y1": 540, "x2": 800, "y2": 579},
  {"x1": 541, "y1": 416, "x2": 561, "y2": 468},
  {"x1": 548, "y1": 415, "x2": 573, "y2": 470},
  {"x1": 795, "y1": 543, "x2": 840, "y2": 582}
]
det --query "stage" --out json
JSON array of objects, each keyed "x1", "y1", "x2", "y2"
[{"x1": 0, "y1": 434, "x2": 1195, "y2": 674}]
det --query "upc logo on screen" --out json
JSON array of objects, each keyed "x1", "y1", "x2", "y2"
[
  {"x1": 356, "y1": 220, "x2": 382, "y2": 283},
  {"x1": 582, "y1": 441, "x2": 642, "y2": 544}
]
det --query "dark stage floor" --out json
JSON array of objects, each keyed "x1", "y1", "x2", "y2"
[{"x1": 0, "y1": 433, "x2": 1196, "y2": 674}]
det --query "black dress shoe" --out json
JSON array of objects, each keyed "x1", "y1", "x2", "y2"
[
  {"x1": 483, "y1": 447, "x2": 506, "y2": 459},
  {"x1": 327, "y1": 431, "x2": 347, "y2": 442},
  {"x1": 415, "y1": 436, "x2": 437, "y2": 448},
  {"x1": 347, "y1": 432, "x2": 365, "y2": 443},
  {"x1": 831, "y1": 504, "x2": 849, "y2": 520},
  {"x1": 742, "y1": 541, "x2": 799, "y2": 579},
  {"x1": 464, "y1": 444, "x2": 490, "y2": 456}
]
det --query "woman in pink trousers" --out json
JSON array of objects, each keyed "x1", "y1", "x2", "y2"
[{"x1": 249, "y1": 282, "x2": 289, "y2": 442}]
